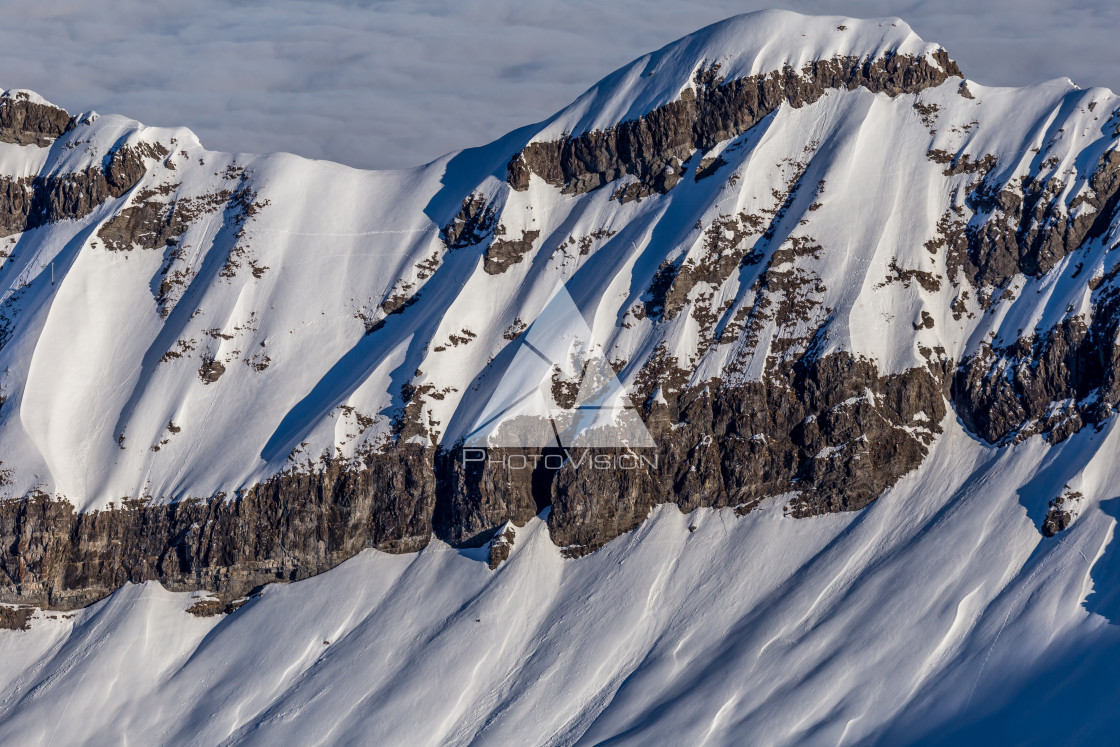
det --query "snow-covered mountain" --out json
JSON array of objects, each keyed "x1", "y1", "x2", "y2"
[{"x1": 2, "y1": 9, "x2": 1120, "y2": 743}]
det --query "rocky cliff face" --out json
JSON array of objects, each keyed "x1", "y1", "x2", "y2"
[
  {"x1": 0, "y1": 13, "x2": 1118, "y2": 610},
  {"x1": 0, "y1": 92, "x2": 71, "y2": 146},
  {"x1": 547, "y1": 352, "x2": 946, "y2": 555},
  {"x1": 952, "y1": 278, "x2": 1120, "y2": 444},
  {"x1": 0, "y1": 141, "x2": 157, "y2": 239},
  {"x1": 948, "y1": 149, "x2": 1120, "y2": 289},
  {"x1": 1, "y1": 450, "x2": 434, "y2": 610},
  {"x1": 2, "y1": 350, "x2": 944, "y2": 606},
  {"x1": 507, "y1": 50, "x2": 959, "y2": 199}
]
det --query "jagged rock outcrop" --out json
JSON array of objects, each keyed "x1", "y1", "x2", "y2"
[
  {"x1": 508, "y1": 50, "x2": 960, "y2": 198},
  {"x1": 956, "y1": 150, "x2": 1120, "y2": 289},
  {"x1": 549, "y1": 352, "x2": 946, "y2": 554},
  {"x1": 484, "y1": 229, "x2": 540, "y2": 274},
  {"x1": 487, "y1": 526, "x2": 515, "y2": 569},
  {"x1": 0, "y1": 92, "x2": 71, "y2": 146},
  {"x1": 0, "y1": 139, "x2": 156, "y2": 238},
  {"x1": 0, "y1": 450, "x2": 435, "y2": 610},
  {"x1": 198, "y1": 357, "x2": 227, "y2": 384},
  {"x1": 952, "y1": 244, "x2": 1120, "y2": 445},
  {"x1": 0, "y1": 604, "x2": 34, "y2": 630},
  {"x1": 434, "y1": 449, "x2": 546, "y2": 547},
  {"x1": 952, "y1": 289, "x2": 1120, "y2": 444},
  {"x1": 442, "y1": 192, "x2": 498, "y2": 249},
  {"x1": 1041, "y1": 489, "x2": 1082, "y2": 537},
  {"x1": 433, "y1": 346, "x2": 946, "y2": 554},
  {"x1": 97, "y1": 185, "x2": 187, "y2": 252},
  {"x1": 0, "y1": 176, "x2": 33, "y2": 236}
]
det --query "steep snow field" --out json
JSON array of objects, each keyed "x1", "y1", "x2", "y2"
[{"x1": 3, "y1": 417, "x2": 1120, "y2": 744}]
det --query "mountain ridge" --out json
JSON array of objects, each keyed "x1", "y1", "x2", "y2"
[
  {"x1": 4, "y1": 11, "x2": 1120, "y2": 744},
  {"x1": 0, "y1": 10, "x2": 1117, "y2": 613}
]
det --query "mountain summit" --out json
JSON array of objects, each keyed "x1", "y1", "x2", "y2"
[{"x1": 525, "y1": 10, "x2": 954, "y2": 138}]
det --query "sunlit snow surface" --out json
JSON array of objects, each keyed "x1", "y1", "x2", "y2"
[{"x1": 3, "y1": 418, "x2": 1120, "y2": 745}]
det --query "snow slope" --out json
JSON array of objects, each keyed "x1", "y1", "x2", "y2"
[{"x1": 3, "y1": 415, "x2": 1120, "y2": 744}]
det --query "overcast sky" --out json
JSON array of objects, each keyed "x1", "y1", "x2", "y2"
[{"x1": 0, "y1": 1, "x2": 1115, "y2": 170}]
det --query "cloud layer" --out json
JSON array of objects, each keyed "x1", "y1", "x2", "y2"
[{"x1": 0, "y1": 1, "x2": 1115, "y2": 170}]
